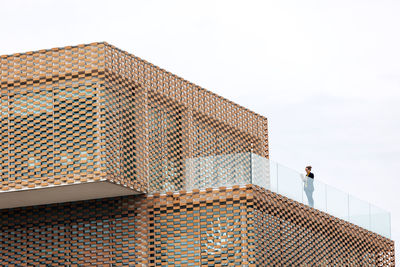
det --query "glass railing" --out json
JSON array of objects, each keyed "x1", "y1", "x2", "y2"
[
  {"x1": 149, "y1": 152, "x2": 391, "y2": 239},
  {"x1": 267, "y1": 158, "x2": 391, "y2": 239}
]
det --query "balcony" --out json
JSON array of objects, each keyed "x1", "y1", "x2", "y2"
[{"x1": 149, "y1": 152, "x2": 391, "y2": 239}]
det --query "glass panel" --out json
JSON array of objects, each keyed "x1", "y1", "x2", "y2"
[
  {"x1": 184, "y1": 153, "x2": 251, "y2": 191},
  {"x1": 269, "y1": 161, "x2": 278, "y2": 192},
  {"x1": 276, "y1": 163, "x2": 303, "y2": 203},
  {"x1": 370, "y1": 204, "x2": 391, "y2": 238},
  {"x1": 349, "y1": 195, "x2": 370, "y2": 230},
  {"x1": 326, "y1": 186, "x2": 349, "y2": 221},
  {"x1": 251, "y1": 153, "x2": 270, "y2": 189}
]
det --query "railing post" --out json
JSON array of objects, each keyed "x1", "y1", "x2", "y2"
[
  {"x1": 347, "y1": 194, "x2": 350, "y2": 221},
  {"x1": 389, "y1": 212, "x2": 391, "y2": 238},
  {"x1": 250, "y1": 152, "x2": 252, "y2": 185},
  {"x1": 369, "y1": 204, "x2": 371, "y2": 231},
  {"x1": 301, "y1": 177, "x2": 304, "y2": 204},
  {"x1": 276, "y1": 162, "x2": 279, "y2": 194},
  {"x1": 325, "y1": 184, "x2": 328, "y2": 213}
]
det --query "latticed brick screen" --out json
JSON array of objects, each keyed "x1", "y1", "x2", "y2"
[
  {"x1": 103, "y1": 44, "x2": 268, "y2": 193},
  {"x1": 0, "y1": 42, "x2": 268, "y2": 193},
  {"x1": 0, "y1": 44, "x2": 105, "y2": 191},
  {"x1": 251, "y1": 186, "x2": 395, "y2": 266},
  {"x1": 0, "y1": 186, "x2": 394, "y2": 266},
  {"x1": 0, "y1": 70, "x2": 104, "y2": 190},
  {"x1": 0, "y1": 43, "x2": 394, "y2": 266},
  {"x1": 147, "y1": 187, "x2": 253, "y2": 266},
  {"x1": 0, "y1": 195, "x2": 148, "y2": 266}
]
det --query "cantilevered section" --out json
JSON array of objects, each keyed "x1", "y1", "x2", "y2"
[
  {"x1": 0, "y1": 180, "x2": 138, "y2": 209},
  {"x1": 0, "y1": 43, "x2": 268, "y2": 208}
]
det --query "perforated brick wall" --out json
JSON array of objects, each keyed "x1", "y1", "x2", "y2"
[
  {"x1": 0, "y1": 43, "x2": 394, "y2": 266},
  {"x1": 0, "y1": 44, "x2": 105, "y2": 191},
  {"x1": 0, "y1": 186, "x2": 394, "y2": 266},
  {"x1": 0, "y1": 195, "x2": 148, "y2": 266},
  {"x1": 0, "y1": 42, "x2": 268, "y2": 193},
  {"x1": 252, "y1": 185, "x2": 395, "y2": 266}
]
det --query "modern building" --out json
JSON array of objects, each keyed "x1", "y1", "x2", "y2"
[{"x1": 0, "y1": 42, "x2": 395, "y2": 266}]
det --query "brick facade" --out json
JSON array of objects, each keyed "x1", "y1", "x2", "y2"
[{"x1": 0, "y1": 43, "x2": 394, "y2": 266}]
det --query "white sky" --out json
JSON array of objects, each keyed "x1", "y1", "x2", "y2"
[{"x1": 1, "y1": 0, "x2": 399, "y2": 260}]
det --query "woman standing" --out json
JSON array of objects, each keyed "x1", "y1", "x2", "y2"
[{"x1": 303, "y1": 166, "x2": 314, "y2": 207}]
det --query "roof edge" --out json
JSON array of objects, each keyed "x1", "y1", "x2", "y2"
[{"x1": 0, "y1": 41, "x2": 107, "y2": 59}]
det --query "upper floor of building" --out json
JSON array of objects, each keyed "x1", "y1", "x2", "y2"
[
  {"x1": 0, "y1": 43, "x2": 391, "y2": 240},
  {"x1": 0, "y1": 42, "x2": 268, "y2": 204}
]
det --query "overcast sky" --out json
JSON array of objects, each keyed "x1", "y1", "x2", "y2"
[{"x1": 1, "y1": 0, "x2": 399, "y2": 260}]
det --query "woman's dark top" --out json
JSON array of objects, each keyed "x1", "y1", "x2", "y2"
[{"x1": 305, "y1": 172, "x2": 315, "y2": 191}]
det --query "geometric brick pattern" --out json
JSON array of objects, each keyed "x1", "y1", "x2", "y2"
[
  {"x1": 0, "y1": 195, "x2": 148, "y2": 266},
  {"x1": 148, "y1": 187, "x2": 253, "y2": 266},
  {"x1": 103, "y1": 43, "x2": 268, "y2": 194},
  {"x1": 0, "y1": 43, "x2": 394, "y2": 265},
  {"x1": 0, "y1": 42, "x2": 268, "y2": 193},
  {"x1": 0, "y1": 185, "x2": 395, "y2": 266},
  {"x1": 252, "y1": 185, "x2": 395, "y2": 266},
  {"x1": 0, "y1": 44, "x2": 104, "y2": 191}
]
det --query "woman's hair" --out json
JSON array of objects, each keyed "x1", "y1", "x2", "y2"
[{"x1": 306, "y1": 166, "x2": 312, "y2": 171}]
